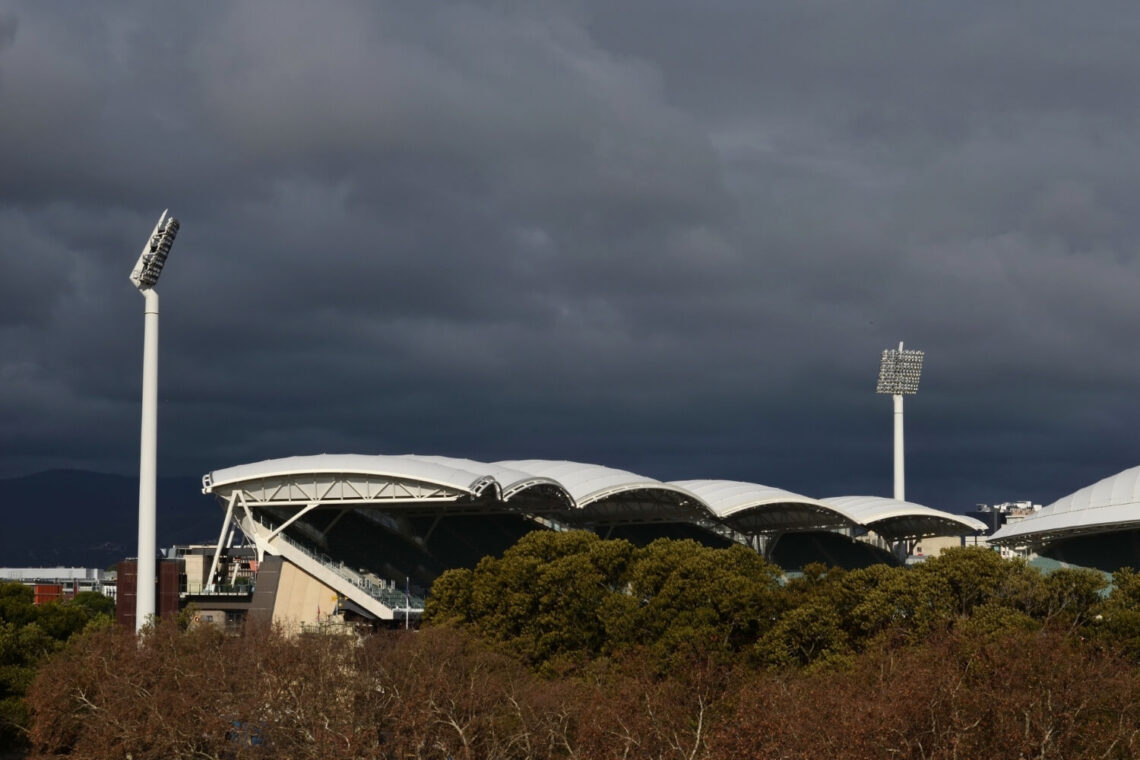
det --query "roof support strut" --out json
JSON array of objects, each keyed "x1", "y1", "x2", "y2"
[
  {"x1": 205, "y1": 492, "x2": 238, "y2": 592},
  {"x1": 264, "y1": 502, "x2": 322, "y2": 543}
]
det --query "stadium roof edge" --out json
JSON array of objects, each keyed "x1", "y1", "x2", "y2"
[
  {"x1": 200, "y1": 453, "x2": 985, "y2": 540},
  {"x1": 990, "y1": 465, "x2": 1140, "y2": 546},
  {"x1": 202, "y1": 454, "x2": 494, "y2": 497},
  {"x1": 822, "y1": 495, "x2": 987, "y2": 539}
]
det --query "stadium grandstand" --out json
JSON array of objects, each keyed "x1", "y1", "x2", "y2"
[
  {"x1": 193, "y1": 454, "x2": 985, "y2": 629},
  {"x1": 989, "y1": 465, "x2": 1140, "y2": 572}
]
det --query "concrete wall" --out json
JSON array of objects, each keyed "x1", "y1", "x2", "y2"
[
  {"x1": 183, "y1": 553, "x2": 208, "y2": 592},
  {"x1": 271, "y1": 560, "x2": 339, "y2": 629},
  {"x1": 912, "y1": 535, "x2": 965, "y2": 558}
]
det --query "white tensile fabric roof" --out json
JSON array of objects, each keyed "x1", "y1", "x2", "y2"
[
  {"x1": 990, "y1": 465, "x2": 1140, "y2": 545},
  {"x1": 670, "y1": 479, "x2": 851, "y2": 531},
  {"x1": 495, "y1": 459, "x2": 701, "y2": 508},
  {"x1": 822, "y1": 495, "x2": 987, "y2": 540},
  {"x1": 402, "y1": 455, "x2": 571, "y2": 501},
  {"x1": 203, "y1": 453, "x2": 495, "y2": 495},
  {"x1": 670, "y1": 480, "x2": 835, "y2": 520},
  {"x1": 202, "y1": 453, "x2": 982, "y2": 538}
]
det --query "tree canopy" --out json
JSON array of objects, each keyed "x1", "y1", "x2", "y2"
[
  {"x1": 0, "y1": 582, "x2": 113, "y2": 752},
  {"x1": 16, "y1": 536, "x2": 1140, "y2": 759},
  {"x1": 426, "y1": 532, "x2": 1119, "y2": 673}
]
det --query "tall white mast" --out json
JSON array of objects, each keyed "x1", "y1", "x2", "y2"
[
  {"x1": 128, "y1": 210, "x2": 180, "y2": 633},
  {"x1": 876, "y1": 341, "x2": 924, "y2": 501}
]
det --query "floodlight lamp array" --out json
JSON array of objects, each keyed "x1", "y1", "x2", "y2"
[
  {"x1": 876, "y1": 347, "x2": 924, "y2": 395},
  {"x1": 129, "y1": 212, "x2": 180, "y2": 290}
]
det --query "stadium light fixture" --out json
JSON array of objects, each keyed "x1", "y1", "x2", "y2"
[
  {"x1": 876, "y1": 342, "x2": 924, "y2": 501},
  {"x1": 130, "y1": 210, "x2": 180, "y2": 633}
]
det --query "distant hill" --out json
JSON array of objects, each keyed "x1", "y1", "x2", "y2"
[{"x1": 0, "y1": 470, "x2": 221, "y2": 569}]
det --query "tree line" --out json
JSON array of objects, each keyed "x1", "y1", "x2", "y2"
[
  {"x1": 0, "y1": 583, "x2": 113, "y2": 753},
  {"x1": 14, "y1": 531, "x2": 1140, "y2": 758},
  {"x1": 425, "y1": 530, "x2": 1130, "y2": 671}
]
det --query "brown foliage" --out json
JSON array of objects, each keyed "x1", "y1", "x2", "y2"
[
  {"x1": 25, "y1": 619, "x2": 1140, "y2": 760},
  {"x1": 27, "y1": 619, "x2": 377, "y2": 759},
  {"x1": 26, "y1": 622, "x2": 720, "y2": 760},
  {"x1": 709, "y1": 629, "x2": 1140, "y2": 760}
]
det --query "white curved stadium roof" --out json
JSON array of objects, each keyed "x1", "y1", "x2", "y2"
[
  {"x1": 822, "y1": 496, "x2": 987, "y2": 540},
  {"x1": 671, "y1": 480, "x2": 851, "y2": 531},
  {"x1": 202, "y1": 453, "x2": 980, "y2": 540},
  {"x1": 204, "y1": 453, "x2": 495, "y2": 496},
  {"x1": 990, "y1": 465, "x2": 1140, "y2": 545},
  {"x1": 401, "y1": 455, "x2": 572, "y2": 502},
  {"x1": 495, "y1": 459, "x2": 699, "y2": 508}
]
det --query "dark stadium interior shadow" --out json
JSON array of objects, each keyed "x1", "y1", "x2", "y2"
[
  {"x1": 768, "y1": 531, "x2": 899, "y2": 572},
  {"x1": 1040, "y1": 529, "x2": 1140, "y2": 574}
]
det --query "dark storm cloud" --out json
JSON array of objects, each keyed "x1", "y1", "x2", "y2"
[{"x1": 3, "y1": 0, "x2": 1140, "y2": 511}]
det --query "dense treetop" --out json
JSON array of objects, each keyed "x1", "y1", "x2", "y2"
[
  {"x1": 16, "y1": 534, "x2": 1140, "y2": 758},
  {"x1": 21, "y1": 537, "x2": 1140, "y2": 760},
  {"x1": 0, "y1": 583, "x2": 113, "y2": 752},
  {"x1": 426, "y1": 531, "x2": 1121, "y2": 671}
]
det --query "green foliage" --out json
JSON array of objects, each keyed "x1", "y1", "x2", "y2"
[
  {"x1": 1039, "y1": 567, "x2": 1107, "y2": 626},
  {"x1": 603, "y1": 540, "x2": 784, "y2": 666},
  {"x1": 1109, "y1": 567, "x2": 1140, "y2": 606},
  {"x1": 0, "y1": 584, "x2": 35, "y2": 627},
  {"x1": 755, "y1": 600, "x2": 850, "y2": 669},
  {"x1": 435, "y1": 531, "x2": 635, "y2": 666},
  {"x1": 847, "y1": 564, "x2": 955, "y2": 642},
  {"x1": 71, "y1": 590, "x2": 115, "y2": 617},
  {"x1": 425, "y1": 535, "x2": 1140, "y2": 676},
  {"x1": 0, "y1": 620, "x2": 56, "y2": 749},
  {"x1": 913, "y1": 546, "x2": 1030, "y2": 615},
  {"x1": 427, "y1": 531, "x2": 788, "y2": 670},
  {"x1": 1089, "y1": 567, "x2": 1140, "y2": 656},
  {"x1": 425, "y1": 567, "x2": 475, "y2": 626},
  {"x1": 35, "y1": 601, "x2": 96, "y2": 641},
  {"x1": 957, "y1": 602, "x2": 1041, "y2": 639},
  {"x1": 0, "y1": 583, "x2": 114, "y2": 751}
]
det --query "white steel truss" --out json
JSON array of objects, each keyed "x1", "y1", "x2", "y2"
[{"x1": 210, "y1": 472, "x2": 477, "y2": 508}]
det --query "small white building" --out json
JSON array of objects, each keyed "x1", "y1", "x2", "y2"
[{"x1": 0, "y1": 567, "x2": 117, "y2": 599}]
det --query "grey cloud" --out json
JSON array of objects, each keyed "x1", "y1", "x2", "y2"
[{"x1": 2, "y1": 1, "x2": 1140, "y2": 514}]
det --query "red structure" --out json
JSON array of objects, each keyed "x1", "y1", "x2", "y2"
[{"x1": 116, "y1": 558, "x2": 182, "y2": 630}]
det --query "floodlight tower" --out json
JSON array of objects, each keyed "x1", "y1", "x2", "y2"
[
  {"x1": 128, "y1": 210, "x2": 180, "y2": 633},
  {"x1": 876, "y1": 342, "x2": 924, "y2": 502}
]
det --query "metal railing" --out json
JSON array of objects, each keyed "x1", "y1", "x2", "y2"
[
  {"x1": 185, "y1": 582, "x2": 254, "y2": 596},
  {"x1": 250, "y1": 512, "x2": 425, "y2": 611}
]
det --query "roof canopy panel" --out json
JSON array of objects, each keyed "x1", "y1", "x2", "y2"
[
  {"x1": 402, "y1": 455, "x2": 573, "y2": 504},
  {"x1": 496, "y1": 460, "x2": 713, "y2": 522},
  {"x1": 990, "y1": 466, "x2": 1140, "y2": 545},
  {"x1": 572, "y1": 489, "x2": 714, "y2": 524},
  {"x1": 672, "y1": 479, "x2": 852, "y2": 532},
  {"x1": 495, "y1": 460, "x2": 663, "y2": 505},
  {"x1": 203, "y1": 454, "x2": 496, "y2": 501},
  {"x1": 822, "y1": 496, "x2": 986, "y2": 540},
  {"x1": 201, "y1": 455, "x2": 984, "y2": 538}
]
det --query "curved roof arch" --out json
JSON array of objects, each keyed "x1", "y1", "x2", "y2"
[
  {"x1": 401, "y1": 455, "x2": 573, "y2": 505},
  {"x1": 496, "y1": 459, "x2": 714, "y2": 523},
  {"x1": 671, "y1": 479, "x2": 852, "y2": 533},
  {"x1": 990, "y1": 465, "x2": 1140, "y2": 546},
  {"x1": 493, "y1": 460, "x2": 682, "y2": 506},
  {"x1": 202, "y1": 453, "x2": 499, "y2": 505},
  {"x1": 822, "y1": 496, "x2": 987, "y2": 540}
]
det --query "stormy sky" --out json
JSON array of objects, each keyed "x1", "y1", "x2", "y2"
[{"x1": 2, "y1": 1, "x2": 1139, "y2": 512}]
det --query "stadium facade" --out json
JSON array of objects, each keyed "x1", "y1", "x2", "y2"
[
  {"x1": 990, "y1": 465, "x2": 1140, "y2": 572},
  {"x1": 184, "y1": 453, "x2": 985, "y2": 630}
]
